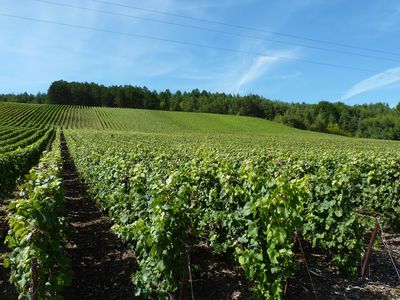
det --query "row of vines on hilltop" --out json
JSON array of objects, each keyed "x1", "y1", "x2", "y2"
[
  {"x1": 64, "y1": 130, "x2": 400, "y2": 298},
  {"x1": 0, "y1": 102, "x2": 120, "y2": 129}
]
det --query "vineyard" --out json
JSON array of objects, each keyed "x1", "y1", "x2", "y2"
[{"x1": 0, "y1": 101, "x2": 399, "y2": 299}]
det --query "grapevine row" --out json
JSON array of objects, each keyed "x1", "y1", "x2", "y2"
[
  {"x1": 4, "y1": 131, "x2": 71, "y2": 298},
  {"x1": 64, "y1": 130, "x2": 400, "y2": 298},
  {"x1": 0, "y1": 129, "x2": 53, "y2": 197}
]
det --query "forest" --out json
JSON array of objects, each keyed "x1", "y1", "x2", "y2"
[{"x1": 1, "y1": 80, "x2": 399, "y2": 140}]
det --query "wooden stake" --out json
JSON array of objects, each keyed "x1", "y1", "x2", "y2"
[
  {"x1": 31, "y1": 257, "x2": 38, "y2": 300},
  {"x1": 296, "y1": 234, "x2": 318, "y2": 300},
  {"x1": 361, "y1": 217, "x2": 379, "y2": 279},
  {"x1": 179, "y1": 248, "x2": 189, "y2": 300}
]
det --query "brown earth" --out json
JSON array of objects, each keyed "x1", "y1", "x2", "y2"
[
  {"x1": 61, "y1": 136, "x2": 136, "y2": 299},
  {"x1": 285, "y1": 234, "x2": 400, "y2": 300}
]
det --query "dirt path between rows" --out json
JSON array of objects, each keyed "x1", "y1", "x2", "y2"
[
  {"x1": 61, "y1": 136, "x2": 136, "y2": 299},
  {"x1": 286, "y1": 234, "x2": 400, "y2": 299}
]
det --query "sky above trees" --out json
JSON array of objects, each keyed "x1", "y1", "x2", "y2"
[{"x1": 1, "y1": 0, "x2": 400, "y2": 105}]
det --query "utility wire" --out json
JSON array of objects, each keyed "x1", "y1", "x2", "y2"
[
  {"x1": 0, "y1": 12, "x2": 382, "y2": 73},
  {"x1": 90, "y1": 0, "x2": 400, "y2": 58},
  {"x1": 32, "y1": 0, "x2": 400, "y2": 64}
]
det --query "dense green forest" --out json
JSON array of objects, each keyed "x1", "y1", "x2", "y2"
[{"x1": 1, "y1": 80, "x2": 400, "y2": 140}]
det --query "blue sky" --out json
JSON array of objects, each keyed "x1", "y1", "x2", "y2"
[{"x1": 1, "y1": 0, "x2": 400, "y2": 106}]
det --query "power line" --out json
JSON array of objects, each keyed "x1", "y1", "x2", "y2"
[
  {"x1": 0, "y1": 12, "x2": 382, "y2": 73},
  {"x1": 32, "y1": 0, "x2": 400, "y2": 64},
  {"x1": 90, "y1": 0, "x2": 400, "y2": 58}
]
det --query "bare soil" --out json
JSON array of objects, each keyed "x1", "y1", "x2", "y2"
[
  {"x1": 285, "y1": 234, "x2": 400, "y2": 300},
  {"x1": 190, "y1": 241, "x2": 253, "y2": 300},
  {"x1": 61, "y1": 136, "x2": 136, "y2": 299}
]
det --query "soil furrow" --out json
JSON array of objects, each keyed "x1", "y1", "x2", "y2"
[{"x1": 61, "y1": 136, "x2": 135, "y2": 299}]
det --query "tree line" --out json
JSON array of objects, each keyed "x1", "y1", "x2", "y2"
[{"x1": 1, "y1": 80, "x2": 400, "y2": 140}]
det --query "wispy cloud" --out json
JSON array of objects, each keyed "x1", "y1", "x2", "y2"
[
  {"x1": 185, "y1": 46, "x2": 300, "y2": 94},
  {"x1": 235, "y1": 49, "x2": 298, "y2": 93},
  {"x1": 341, "y1": 66, "x2": 400, "y2": 100}
]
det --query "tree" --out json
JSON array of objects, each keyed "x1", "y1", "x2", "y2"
[{"x1": 47, "y1": 80, "x2": 71, "y2": 104}]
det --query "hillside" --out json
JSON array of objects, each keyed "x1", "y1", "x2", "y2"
[
  {"x1": 1, "y1": 100, "x2": 399, "y2": 299},
  {"x1": 2, "y1": 101, "x2": 400, "y2": 155},
  {"x1": 0, "y1": 101, "x2": 312, "y2": 134},
  {"x1": 4, "y1": 80, "x2": 400, "y2": 141}
]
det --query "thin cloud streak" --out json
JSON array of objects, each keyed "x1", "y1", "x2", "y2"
[
  {"x1": 235, "y1": 49, "x2": 298, "y2": 93},
  {"x1": 342, "y1": 66, "x2": 400, "y2": 100}
]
